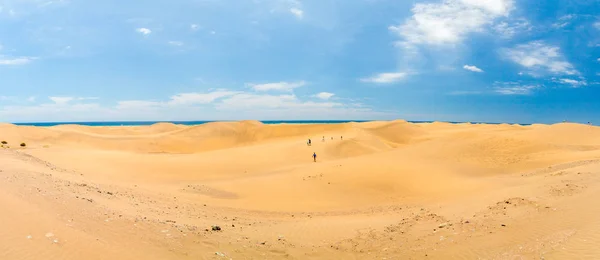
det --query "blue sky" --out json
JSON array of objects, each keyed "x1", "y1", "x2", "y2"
[{"x1": 0, "y1": 0, "x2": 599, "y2": 123}]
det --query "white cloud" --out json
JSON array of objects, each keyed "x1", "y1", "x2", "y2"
[
  {"x1": 595, "y1": 21, "x2": 600, "y2": 29},
  {"x1": 0, "y1": 90, "x2": 391, "y2": 122},
  {"x1": 49, "y1": 96, "x2": 73, "y2": 104},
  {"x1": 136, "y1": 28, "x2": 152, "y2": 35},
  {"x1": 49, "y1": 96, "x2": 98, "y2": 105},
  {"x1": 390, "y1": 0, "x2": 514, "y2": 46},
  {"x1": 502, "y1": 41, "x2": 578, "y2": 75},
  {"x1": 249, "y1": 81, "x2": 306, "y2": 92},
  {"x1": 190, "y1": 24, "x2": 200, "y2": 31},
  {"x1": 290, "y1": 8, "x2": 303, "y2": 19},
  {"x1": 597, "y1": 58, "x2": 600, "y2": 62},
  {"x1": 463, "y1": 65, "x2": 484, "y2": 73},
  {"x1": 216, "y1": 93, "x2": 340, "y2": 111},
  {"x1": 168, "y1": 41, "x2": 183, "y2": 46},
  {"x1": 117, "y1": 90, "x2": 238, "y2": 109},
  {"x1": 558, "y1": 78, "x2": 587, "y2": 87},
  {"x1": 315, "y1": 92, "x2": 335, "y2": 100},
  {"x1": 167, "y1": 91, "x2": 238, "y2": 105},
  {"x1": 493, "y1": 19, "x2": 531, "y2": 38},
  {"x1": 552, "y1": 14, "x2": 574, "y2": 28},
  {"x1": 360, "y1": 72, "x2": 407, "y2": 84},
  {"x1": 27, "y1": 96, "x2": 36, "y2": 102},
  {"x1": 494, "y1": 83, "x2": 538, "y2": 95},
  {"x1": 0, "y1": 57, "x2": 35, "y2": 65}
]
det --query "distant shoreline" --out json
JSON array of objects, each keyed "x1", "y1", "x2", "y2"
[{"x1": 9, "y1": 120, "x2": 536, "y2": 127}]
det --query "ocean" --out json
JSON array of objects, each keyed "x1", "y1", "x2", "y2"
[{"x1": 11, "y1": 120, "x2": 529, "y2": 127}]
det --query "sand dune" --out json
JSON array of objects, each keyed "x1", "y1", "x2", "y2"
[{"x1": 1, "y1": 120, "x2": 600, "y2": 259}]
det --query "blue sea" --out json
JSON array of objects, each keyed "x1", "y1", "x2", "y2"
[{"x1": 11, "y1": 120, "x2": 531, "y2": 127}]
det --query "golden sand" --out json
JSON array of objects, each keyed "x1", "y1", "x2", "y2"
[{"x1": 1, "y1": 120, "x2": 600, "y2": 259}]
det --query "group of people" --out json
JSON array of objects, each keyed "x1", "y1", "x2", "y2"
[{"x1": 307, "y1": 136, "x2": 343, "y2": 162}]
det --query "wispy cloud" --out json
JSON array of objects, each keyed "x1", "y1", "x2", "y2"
[
  {"x1": 361, "y1": 72, "x2": 407, "y2": 84},
  {"x1": 49, "y1": 96, "x2": 98, "y2": 105},
  {"x1": 493, "y1": 19, "x2": 531, "y2": 38},
  {"x1": 557, "y1": 78, "x2": 587, "y2": 87},
  {"x1": 463, "y1": 65, "x2": 484, "y2": 73},
  {"x1": 494, "y1": 83, "x2": 539, "y2": 95},
  {"x1": 190, "y1": 24, "x2": 200, "y2": 31},
  {"x1": 168, "y1": 91, "x2": 238, "y2": 105},
  {"x1": 552, "y1": 14, "x2": 575, "y2": 28},
  {"x1": 502, "y1": 41, "x2": 578, "y2": 76},
  {"x1": 0, "y1": 57, "x2": 36, "y2": 65},
  {"x1": 168, "y1": 41, "x2": 183, "y2": 46},
  {"x1": 248, "y1": 81, "x2": 306, "y2": 92},
  {"x1": 216, "y1": 93, "x2": 340, "y2": 111}
]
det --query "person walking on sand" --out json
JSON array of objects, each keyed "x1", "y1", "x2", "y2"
[{"x1": 313, "y1": 152, "x2": 317, "y2": 162}]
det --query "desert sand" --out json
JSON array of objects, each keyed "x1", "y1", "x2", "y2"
[{"x1": 1, "y1": 120, "x2": 600, "y2": 259}]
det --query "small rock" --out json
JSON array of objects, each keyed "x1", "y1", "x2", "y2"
[
  {"x1": 215, "y1": 252, "x2": 225, "y2": 257},
  {"x1": 212, "y1": 225, "x2": 221, "y2": 231},
  {"x1": 501, "y1": 224, "x2": 506, "y2": 227},
  {"x1": 439, "y1": 223, "x2": 448, "y2": 228}
]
